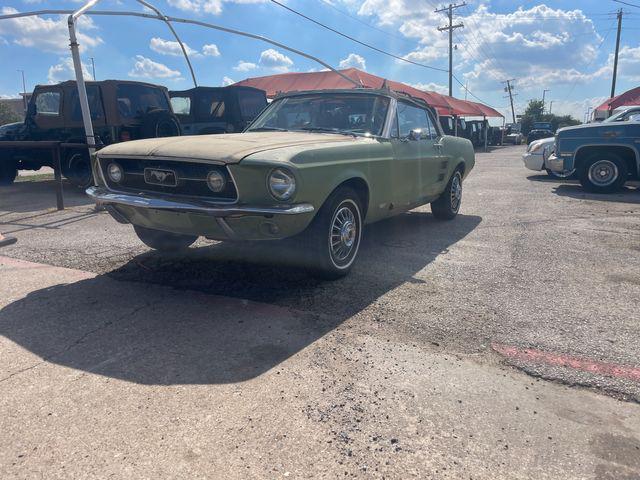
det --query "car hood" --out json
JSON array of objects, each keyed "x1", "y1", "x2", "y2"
[{"x1": 97, "y1": 131, "x2": 362, "y2": 164}]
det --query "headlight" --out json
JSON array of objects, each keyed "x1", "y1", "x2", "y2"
[
  {"x1": 107, "y1": 162, "x2": 123, "y2": 183},
  {"x1": 206, "y1": 170, "x2": 226, "y2": 193},
  {"x1": 268, "y1": 168, "x2": 296, "y2": 201}
]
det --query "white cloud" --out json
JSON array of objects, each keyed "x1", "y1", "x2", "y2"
[
  {"x1": 202, "y1": 44, "x2": 221, "y2": 57},
  {"x1": 0, "y1": 7, "x2": 102, "y2": 53},
  {"x1": 259, "y1": 48, "x2": 294, "y2": 72},
  {"x1": 353, "y1": 2, "x2": 605, "y2": 96},
  {"x1": 615, "y1": 45, "x2": 640, "y2": 82},
  {"x1": 233, "y1": 60, "x2": 258, "y2": 72},
  {"x1": 48, "y1": 58, "x2": 94, "y2": 84},
  {"x1": 339, "y1": 53, "x2": 366, "y2": 70},
  {"x1": 166, "y1": 0, "x2": 268, "y2": 15},
  {"x1": 149, "y1": 37, "x2": 198, "y2": 57},
  {"x1": 128, "y1": 55, "x2": 182, "y2": 79},
  {"x1": 222, "y1": 76, "x2": 235, "y2": 86},
  {"x1": 410, "y1": 82, "x2": 448, "y2": 95}
]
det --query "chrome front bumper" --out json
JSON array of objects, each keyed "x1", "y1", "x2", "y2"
[
  {"x1": 546, "y1": 154, "x2": 566, "y2": 173},
  {"x1": 522, "y1": 151, "x2": 544, "y2": 171},
  {"x1": 86, "y1": 187, "x2": 314, "y2": 217}
]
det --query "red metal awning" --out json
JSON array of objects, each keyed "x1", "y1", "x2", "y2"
[
  {"x1": 595, "y1": 86, "x2": 640, "y2": 112},
  {"x1": 233, "y1": 68, "x2": 502, "y2": 118}
]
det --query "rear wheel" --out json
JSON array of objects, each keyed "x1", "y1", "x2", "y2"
[
  {"x1": 305, "y1": 186, "x2": 363, "y2": 279},
  {"x1": 579, "y1": 153, "x2": 627, "y2": 193},
  {"x1": 431, "y1": 170, "x2": 463, "y2": 220},
  {"x1": 0, "y1": 161, "x2": 18, "y2": 186},
  {"x1": 133, "y1": 225, "x2": 197, "y2": 252}
]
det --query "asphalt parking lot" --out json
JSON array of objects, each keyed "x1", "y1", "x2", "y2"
[{"x1": 1, "y1": 145, "x2": 639, "y2": 478}]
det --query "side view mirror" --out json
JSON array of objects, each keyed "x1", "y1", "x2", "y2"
[
  {"x1": 27, "y1": 103, "x2": 36, "y2": 117},
  {"x1": 408, "y1": 129, "x2": 422, "y2": 141}
]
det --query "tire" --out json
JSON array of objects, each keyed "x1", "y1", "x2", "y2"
[
  {"x1": 579, "y1": 153, "x2": 628, "y2": 193},
  {"x1": 133, "y1": 225, "x2": 197, "y2": 252},
  {"x1": 305, "y1": 186, "x2": 363, "y2": 279},
  {"x1": 431, "y1": 169, "x2": 463, "y2": 220},
  {"x1": 140, "y1": 110, "x2": 182, "y2": 139},
  {"x1": 66, "y1": 151, "x2": 93, "y2": 189},
  {"x1": 545, "y1": 168, "x2": 576, "y2": 179},
  {"x1": 0, "y1": 161, "x2": 18, "y2": 186}
]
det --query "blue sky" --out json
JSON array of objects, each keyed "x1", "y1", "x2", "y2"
[{"x1": 1, "y1": 0, "x2": 639, "y2": 121}]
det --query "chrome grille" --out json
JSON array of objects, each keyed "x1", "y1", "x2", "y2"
[{"x1": 99, "y1": 157, "x2": 237, "y2": 201}]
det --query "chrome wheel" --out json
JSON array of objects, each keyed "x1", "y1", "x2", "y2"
[
  {"x1": 328, "y1": 200, "x2": 361, "y2": 269},
  {"x1": 450, "y1": 172, "x2": 462, "y2": 212},
  {"x1": 588, "y1": 160, "x2": 618, "y2": 187}
]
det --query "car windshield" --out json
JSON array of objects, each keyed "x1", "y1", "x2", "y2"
[
  {"x1": 604, "y1": 109, "x2": 640, "y2": 122},
  {"x1": 533, "y1": 122, "x2": 552, "y2": 130},
  {"x1": 247, "y1": 93, "x2": 390, "y2": 136}
]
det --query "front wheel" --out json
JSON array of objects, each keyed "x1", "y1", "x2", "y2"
[
  {"x1": 431, "y1": 170, "x2": 463, "y2": 220},
  {"x1": 305, "y1": 186, "x2": 363, "y2": 279},
  {"x1": 579, "y1": 154, "x2": 628, "y2": 193},
  {"x1": 133, "y1": 225, "x2": 197, "y2": 252}
]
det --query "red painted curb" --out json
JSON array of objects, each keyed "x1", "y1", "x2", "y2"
[{"x1": 492, "y1": 343, "x2": 640, "y2": 383}]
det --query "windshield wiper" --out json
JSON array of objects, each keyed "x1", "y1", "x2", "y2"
[
  {"x1": 249, "y1": 126, "x2": 288, "y2": 132},
  {"x1": 298, "y1": 127, "x2": 356, "y2": 137}
]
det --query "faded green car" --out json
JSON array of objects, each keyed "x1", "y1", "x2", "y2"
[{"x1": 87, "y1": 89, "x2": 475, "y2": 277}]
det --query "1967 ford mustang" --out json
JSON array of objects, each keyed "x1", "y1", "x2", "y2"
[{"x1": 88, "y1": 89, "x2": 475, "y2": 278}]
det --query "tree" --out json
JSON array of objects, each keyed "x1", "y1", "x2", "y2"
[
  {"x1": 520, "y1": 99, "x2": 580, "y2": 135},
  {"x1": 0, "y1": 102, "x2": 21, "y2": 126}
]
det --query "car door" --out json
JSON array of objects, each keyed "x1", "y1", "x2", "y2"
[{"x1": 390, "y1": 101, "x2": 443, "y2": 207}]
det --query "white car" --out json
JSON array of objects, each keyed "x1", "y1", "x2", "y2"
[{"x1": 522, "y1": 137, "x2": 575, "y2": 179}]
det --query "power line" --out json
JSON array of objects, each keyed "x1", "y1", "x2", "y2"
[
  {"x1": 269, "y1": 0, "x2": 448, "y2": 72},
  {"x1": 613, "y1": 0, "x2": 640, "y2": 8},
  {"x1": 270, "y1": 0, "x2": 499, "y2": 107}
]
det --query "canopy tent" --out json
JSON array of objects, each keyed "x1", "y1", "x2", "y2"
[
  {"x1": 595, "y1": 86, "x2": 640, "y2": 112},
  {"x1": 234, "y1": 68, "x2": 503, "y2": 118}
]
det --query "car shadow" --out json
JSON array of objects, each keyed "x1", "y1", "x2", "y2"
[
  {"x1": 552, "y1": 184, "x2": 640, "y2": 204},
  {"x1": 0, "y1": 211, "x2": 481, "y2": 385},
  {"x1": 0, "y1": 179, "x2": 92, "y2": 215}
]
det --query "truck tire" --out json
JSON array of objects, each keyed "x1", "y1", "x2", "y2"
[
  {"x1": 305, "y1": 186, "x2": 363, "y2": 279},
  {"x1": 579, "y1": 153, "x2": 628, "y2": 193},
  {"x1": 66, "y1": 151, "x2": 93, "y2": 189},
  {"x1": 133, "y1": 225, "x2": 197, "y2": 251},
  {"x1": 431, "y1": 169, "x2": 463, "y2": 220},
  {"x1": 140, "y1": 110, "x2": 181, "y2": 139},
  {"x1": 0, "y1": 161, "x2": 18, "y2": 186}
]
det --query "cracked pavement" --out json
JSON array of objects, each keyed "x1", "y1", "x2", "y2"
[{"x1": 1, "y1": 146, "x2": 639, "y2": 478}]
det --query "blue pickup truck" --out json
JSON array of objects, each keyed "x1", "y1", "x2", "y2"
[{"x1": 548, "y1": 107, "x2": 640, "y2": 193}]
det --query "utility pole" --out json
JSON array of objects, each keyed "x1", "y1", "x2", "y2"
[
  {"x1": 542, "y1": 89, "x2": 550, "y2": 114},
  {"x1": 17, "y1": 70, "x2": 27, "y2": 112},
  {"x1": 502, "y1": 79, "x2": 517, "y2": 124},
  {"x1": 90, "y1": 57, "x2": 96, "y2": 80},
  {"x1": 549, "y1": 101, "x2": 553, "y2": 115},
  {"x1": 436, "y1": 2, "x2": 466, "y2": 97},
  {"x1": 610, "y1": 9, "x2": 623, "y2": 100},
  {"x1": 464, "y1": 80, "x2": 468, "y2": 101}
]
